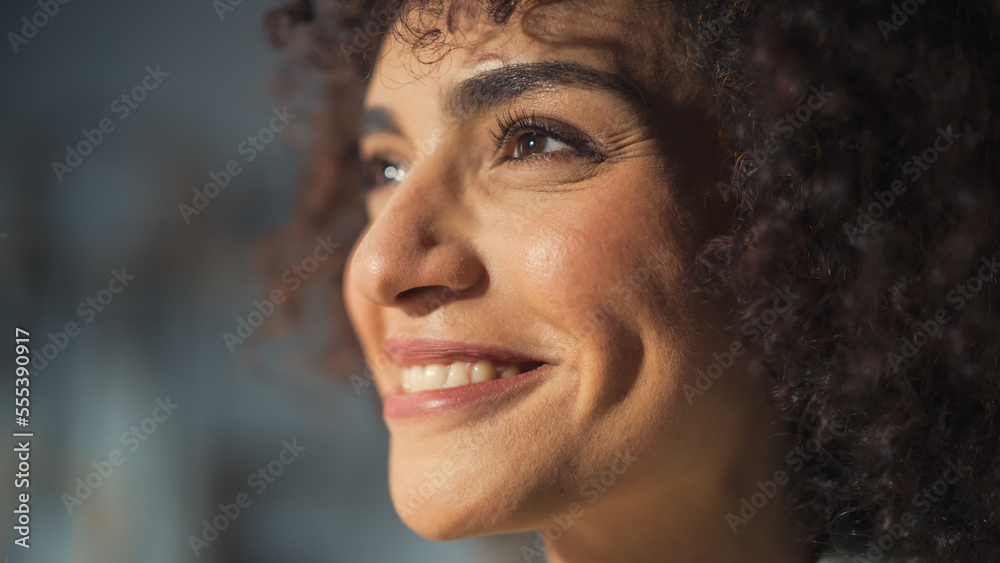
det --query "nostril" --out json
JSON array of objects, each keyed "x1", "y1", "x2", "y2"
[
  {"x1": 395, "y1": 286, "x2": 425, "y2": 302},
  {"x1": 396, "y1": 285, "x2": 465, "y2": 316},
  {"x1": 351, "y1": 211, "x2": 486, "y2": 308}
]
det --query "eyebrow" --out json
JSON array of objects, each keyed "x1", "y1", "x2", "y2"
[
  {"x1": 359, "y1": 60, "x2": 645, "y2": 139},
  {"x1": 445, "y1": 60, "x2": 645, "y2": 123},
  {"x1": 360, "y1": 107, "x2": 402, "y2": 138}
]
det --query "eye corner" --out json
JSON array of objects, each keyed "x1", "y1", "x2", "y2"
[
  {"x1": 488, "y1": 111, "x2": 605, "y2": 164},
  {"x1": 358, "y1": 153, "x2": 409, "y2": 194}
]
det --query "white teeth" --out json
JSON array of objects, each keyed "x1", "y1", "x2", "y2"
[
  {"x1": 401, "y1": 367, "x2": 413, "y2": 393},
  {"x1": 422, "y1": 364, "x2": 447, "y2": 391},
  {"x1": 400, "y1": 360, "x2": 525, "y2": 393},
  {"x1": 445, "y1": 362, "x2": 471, "y2": 387},
  {"x1": 403, "y1": 366, "x2": 420, "y2": 392},
  {"x1": 471, "y1": 360, "x2": 497, "y2": 383}
]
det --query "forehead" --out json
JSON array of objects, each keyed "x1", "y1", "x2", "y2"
[{"x1": 364, "y1": 0, "x2": 689, "y2": 110}]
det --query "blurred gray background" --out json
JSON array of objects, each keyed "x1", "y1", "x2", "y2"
[{"x1": 0, "y1": 1, "x2": 530, "y2": 561}]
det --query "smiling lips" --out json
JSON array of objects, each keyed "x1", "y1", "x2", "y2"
[
  {"x1": 381, "y1": 338, "x2": 550, "y2": 417},
  {"x1": 400, "y1": 360, "x2": 529, "y2": 392},
  {"x1": 384, "y1": 338, "x2": 545, "y2": 394}
]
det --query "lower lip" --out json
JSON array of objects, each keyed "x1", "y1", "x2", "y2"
[{"x1": 382, "y1": 364, "x2": 552, "y2": 418}]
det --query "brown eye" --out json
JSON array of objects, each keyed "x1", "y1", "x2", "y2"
[
  {"x1": 361, "y1": 158, "x2": 407, "y2": 192},
  {"x1": 513, "y1": 131, "x2": 571, "y2": 159}
]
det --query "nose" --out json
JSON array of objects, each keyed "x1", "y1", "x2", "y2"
[{"x1": 348, "y1": 163, "x2": 486, "y2": 315}]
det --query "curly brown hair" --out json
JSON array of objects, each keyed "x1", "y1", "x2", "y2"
[{"x1": 263, "y1": 0, "x2": 1000, "y2": 559}]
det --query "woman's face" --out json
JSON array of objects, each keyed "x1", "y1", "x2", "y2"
[{"x1": 344, "y1": 0, "x2": 771, "y2": 541}]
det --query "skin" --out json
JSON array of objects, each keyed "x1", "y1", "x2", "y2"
[{"x1": 343, "y1": 1, "x2": 815, "y2": 561}]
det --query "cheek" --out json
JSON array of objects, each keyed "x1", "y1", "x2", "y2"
[
  {"x1": 520, "y1": 220, "x2": 583, "y2": 303},
  {"x1": 505, "y1": 186, "x2": 685, "y2": 340},
  {"x1": 495, "y1": 170, "x2": 702, "y2": 424}
]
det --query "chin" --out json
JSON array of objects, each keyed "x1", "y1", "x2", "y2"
[
  {"x1": 388, "y1": 454, "x2": 502, "y2": 541},
  {"x1": 385, "y1": 434, "x2": 568, "y2": 541}
]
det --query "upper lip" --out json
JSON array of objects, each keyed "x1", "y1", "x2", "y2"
[{"x1": 382, "y1": 337, "x2": 548, "y2": 368}]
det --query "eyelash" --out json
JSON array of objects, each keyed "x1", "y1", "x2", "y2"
[
  {"x1": 359, "y1": 109, "x2": 603, "y2": 192},
  {"x1": 358, "y1": 156, "x2": 405, "y2": 193},
  {"x1": 489, "y1": 108, "x2": 602, "y2": 162}
]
